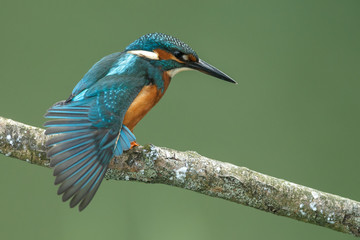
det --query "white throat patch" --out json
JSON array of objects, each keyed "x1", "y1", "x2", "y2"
[
  {"x1": 127, "y1": 50, "x2": 159, "y2": 60},
  {"x1": 167, "y1": 67, "x2": 192, "y2": 78}
]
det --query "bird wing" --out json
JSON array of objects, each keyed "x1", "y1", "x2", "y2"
[
  {"x1": 44, "y1": 74, "x2": 146, "y2": 210},
  {"x1": 71, "y1": 52, "x2": 123, "y2": 97}
]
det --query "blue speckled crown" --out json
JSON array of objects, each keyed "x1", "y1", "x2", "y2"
[{"x1": 125, "y1": 33, "x2": 198, "y2": 58}]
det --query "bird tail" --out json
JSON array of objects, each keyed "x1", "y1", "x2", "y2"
[{"x1": 44, "y1": 100, "x2": 135, "y2": 211}]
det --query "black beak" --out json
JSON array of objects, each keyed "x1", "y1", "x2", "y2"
[{"x1": 187, "y1": 59, "x2": 237, "y2": 84}]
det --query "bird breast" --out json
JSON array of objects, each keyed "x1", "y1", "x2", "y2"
[{"x1": 123, "y1": 72, "x2": 171, "y2": 131}]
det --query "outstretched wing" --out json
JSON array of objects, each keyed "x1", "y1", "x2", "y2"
[{"x1": 45, "y1": 75, "x2": 146, "y2": 211}]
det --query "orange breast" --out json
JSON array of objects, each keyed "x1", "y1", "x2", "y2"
[{"x1": 123, "y1": 72, "x2": 171, "y2": 131}]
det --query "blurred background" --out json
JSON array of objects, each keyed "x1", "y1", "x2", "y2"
[{"x1": 0, "y1": 0, "x2": 359, "y2": 239}]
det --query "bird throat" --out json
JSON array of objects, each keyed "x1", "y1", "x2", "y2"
[{"x1": 123, "y1": 72, "x2": 171, "y2": 131}]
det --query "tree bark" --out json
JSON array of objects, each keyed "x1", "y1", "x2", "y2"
[{"x1": 0, "y1": 116, "x2": 359, "y2": 237}]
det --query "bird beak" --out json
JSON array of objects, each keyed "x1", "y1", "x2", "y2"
[{"x1": 187, "y1": 59, "x2": 237, "y2": 84}]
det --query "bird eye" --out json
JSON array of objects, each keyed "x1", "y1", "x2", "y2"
[
  {"x1": 173, "y1": 51, "x2": 192, "y2": 62},
  {"x1": 173, "y1": 51, "x2": 197, "y2": 62},
  {"x1": 173, "y1": 51, "x2": 184, "y2": 60}
]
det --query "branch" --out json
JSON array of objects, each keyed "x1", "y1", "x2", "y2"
[{"x1": 0, "y1": 116, "x2": 359, "y2": 237}]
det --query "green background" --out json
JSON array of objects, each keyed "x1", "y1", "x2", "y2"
[{"x1": 0, "y1": 0, "x2": 359, "y2": 239}]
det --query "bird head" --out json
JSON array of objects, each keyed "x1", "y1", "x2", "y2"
[{"x1": 125, "y1": 33, "x2": 236, "y2": 84}]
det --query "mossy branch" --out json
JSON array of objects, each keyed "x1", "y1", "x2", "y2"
[{"x1": 0, "y1": 116, "x2": 359, "y2": 237}]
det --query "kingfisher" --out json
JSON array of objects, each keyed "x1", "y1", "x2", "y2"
[{"x1": 44, "y1": 33, "x2": 236, "y2": 211}]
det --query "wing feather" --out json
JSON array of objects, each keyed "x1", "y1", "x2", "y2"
[{"x1": 45, "y1": 73, "x2": 147, "y2": 210}]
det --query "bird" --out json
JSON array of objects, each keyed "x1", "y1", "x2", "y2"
[{"x1": 44, "y1": 33, "x2": 236, "y2": 211}]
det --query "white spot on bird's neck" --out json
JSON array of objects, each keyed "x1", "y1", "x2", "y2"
[{"x1": 127, "y1": 50, "x2": 159, "y2": 60}]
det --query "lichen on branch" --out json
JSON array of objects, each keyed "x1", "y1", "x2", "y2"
[{"x1": 0, "y1": 116, "x2": 359, "y2": 237}]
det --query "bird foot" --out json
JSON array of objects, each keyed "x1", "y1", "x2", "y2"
[{"x1": 130, "y1": 141, "x2": 139, "y2": 149}]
